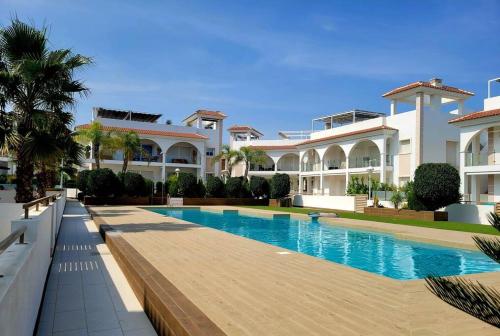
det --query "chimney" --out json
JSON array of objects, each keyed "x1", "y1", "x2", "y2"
[{"x1": 430, "y1": 78, "x2": 442, "y2": 87}]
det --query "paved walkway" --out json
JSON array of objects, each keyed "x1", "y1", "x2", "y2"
[{"x1": 37, "y1": 200, "x2": 156, "y2": 336}]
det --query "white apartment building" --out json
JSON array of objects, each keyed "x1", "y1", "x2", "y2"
[
  {"x1": 450, "y1": 79, "x2": 500, "y2": 204},
  {"x1": 78, "y1": 107, "x2": 226, "y2": 182},
  {"x1": 229, "y1": 78, "x2": 473, "y2": 209}
]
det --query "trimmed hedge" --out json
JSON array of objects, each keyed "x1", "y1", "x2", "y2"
[
  {"x1": 249, "y1": 176, "x2": 269, "y2": 198},
  {"x1": 119, "y1": 172, "x2": 146, "y2": 197},
  {"x1": 196, "y1": 179, "x2": 206, "y2": 198},
  {"x1": 413, "y1": 163, "x2": 460, "y2": 211},
  {"x1": 76, "y1": 170, "x2": 91, "y2": 195},
  {"x1": 270, "y1": 173, "x2": 290, "y2": 199},
  {"x1": 206, "y1": 176, "x2": 225, "y2": 197},
  {"x1": 177, "y1": 172, "x2": 197, "y2": 197},
  {"x1": 87, "y1": 168, "x2": 121, "y2": 198}
]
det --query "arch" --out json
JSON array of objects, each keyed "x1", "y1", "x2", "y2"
[
  {"x1": 348, "y1": 140, "x2": 380, "y2": 168},
  {"x1": 165, "y1": 141, "x2": 200, "y2": 165},
  {"x1": 301, "y1": 148, "x2": 321, "y2": 172},
  {"x1": 277, "y1": 153, "x2": 300, "y2": 171},
  {"x1": 323, "y1": 145, "x2": 346, "y2": 170},
  {"x1": 462, "y1": 126, "x2": 500, "y2": 166},
  {"x1": 249, "y1": 153, "x2": 275, "y2": 171}
]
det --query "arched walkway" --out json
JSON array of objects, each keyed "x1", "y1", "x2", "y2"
[
  {"x1": 250, "y1": 153, "x2": 275, "y2": 171},
  {"x1": 165, "y1": 142, "x2": 200, "y2": 165},
  {"x1": 301, "y1": 149, "x2": 321, "y2": 172},
  {"x1": 323, "y1": 145, "x2": 346, "y2": 170},
  {"x1": 277, "y1": 153, "x2": 299, "y2": 171},
  {"x1": 348, "y1": 140, "x2": 380, "y2": 168}
]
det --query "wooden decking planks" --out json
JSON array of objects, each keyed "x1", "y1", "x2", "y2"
[{"x1": 90, "y1": 205, "x2": 500, "y2": 336}]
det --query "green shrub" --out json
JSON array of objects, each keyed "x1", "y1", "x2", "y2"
[
  {"x1": 413, "y1": 163, "x2": 461, "y2": 211},
  {"x1": 143, "y1": 179, "x2": 154, "y2": 196},
  {"x1": 225, "y1": 177, "x2": 244, "y2": 198},
  {"x1": 155, "y1": 181, "x2": 163, "y2": 195},
  {"x1": 196, "y1": 179, "x2": 206, "y2": 198},
  {"x1": 270, "y1": 173, "x2": 290, "y2": 199},
  {"x1": 177, "y1": 172, "x2": 197, "y2": 197},
  {"x1": 0, "y1": 174, "x2": 7, "y2": 184},
  {"x1": 249, "y1": 176, "x2": 269, "y2": 198},
  {"x1": 168, "y1": 174, "x2": 179, "y2": 197},
  {"x1": 87, "y1": 169, "x2": 121, "y2": 198},
  {"x1": 206, "y1": 176, "x2": 225, "y2": 197},
  {"x1": 76, "y1": 170, "x2": 92, "y2": 195},
  {"x1": 119, "y1": 172, "x2": 146, "y2": 197},
  {"x1": 346, "y1": 176, "x2": 368, "y2": 195}
]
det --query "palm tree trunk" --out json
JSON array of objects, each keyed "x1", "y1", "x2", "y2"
[
  {"x1": 244, "y1": 159, "x2": 249, "y2": 180},
  {"x1": 36, "y1": 163, "x2": 48, "y2": 198},
  {"x1": 93, "y1": 143, "x2": 100, "y2": 169},
  {"x1": 15, "y1": 155, "x2": 34, "y2": 203},
  {"x1": 122, "y1": 157, "x2": 128, "y2": 174}
]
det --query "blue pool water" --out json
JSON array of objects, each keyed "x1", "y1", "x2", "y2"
[{"x1": 149, "y1": 208, "x2": 500, "y2": 280}]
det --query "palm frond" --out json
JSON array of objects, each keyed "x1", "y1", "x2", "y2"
[
  {"x1": 473, "y1": 236, "x2": 500, "y2": 264},
  {"x1": 425, "y1": 276, "x2": 500, "y2": 327},
  {"x1": 487, "y1": 212, "x2": 500, "y2": 232}
]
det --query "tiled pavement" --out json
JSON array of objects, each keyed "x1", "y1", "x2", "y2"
[{"x1": 36, "y1": 200, "x2": 156, "y2": 336}]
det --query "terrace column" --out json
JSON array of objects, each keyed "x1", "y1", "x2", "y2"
[
  {"x1": 345, "y1": 157, "x2": 350, "y2": 194},
  {"x1": 390, "y1": 100, "x2": 397, "y2": 116},
  {"x1": 298, "y1": 175, "x2": 303, "y2": 195},
  {"x1": 415, "y1": 92, "x2": 424, "y2": 167},
  {"x1": 161, "y1": 152, "x2": 166, "y2": 183},
  {"x1": 379, "y1": 138, "x2": 386, "y2": 184},
  {"x1": 470, "y1": 175, "x2": 480, "y2": 204}
]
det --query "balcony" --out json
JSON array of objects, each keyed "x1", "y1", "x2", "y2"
[
  {"x1": 250, "y1": 163, "x2": 275, "y2": 171},
  {"x1": 323, "y1": 159, "x2": 346, "y2": 170},
  {"x1": 465, "y1": 152, "x2": 498, "y2": 166},
  {"x1": 302, "y1": 162, "x2": 321, "y2": 172},
  {"x1": 349, "y1": 157, "x2": 380, "y2": 169}
]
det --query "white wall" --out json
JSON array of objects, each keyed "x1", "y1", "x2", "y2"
[
  {"x1": 0, "y1": 191, "x2": 66, "y2": 336},
  {"x1": 0, "y1": 204, "x2": 23, "y2": 240},
  {"x1": 293, "y1": 194, "x2": 355, "y2": 211},
  {"x1": 444, "y1": 203, "x2": 494, "y2": 225}
]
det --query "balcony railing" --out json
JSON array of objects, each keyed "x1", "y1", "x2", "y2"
[
  {"x1": 349, "y1": 157, "x2": 380, "y2": 169},
  {"x1": 465, "y1": 152, "x2": 496, "y2": 166},
  {"x1": 301, "y1": 162, "x2": 321, "y2": 172},
  {"x1": 250, "y1": 164, "x2": 275, "y2": 171},
  {"x1": 277, "y1": 164, "x2": 299, "y2": 171},
  {"x1": 323, "y1": 159, "x2": 346, "y2": 170}
]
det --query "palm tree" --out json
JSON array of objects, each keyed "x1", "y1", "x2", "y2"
[
  {"x1": 109, "y1": 130, "x2": 144, "y2": 174},
  {"x1": 76, "y1": 121, "x2": 112, "y2": 170},
  {"x1": 426, "y1": 212, "x2": 500, "y2": 327},
  {"x1": 239, "y1": 146, "x2": 267, "y2": 180},
  {"x1": 214, "y1": 144, "x2": 242, "y2": 178},
  {"x1": 0, "y1": 19, "x2": 91, "y2": 202}
]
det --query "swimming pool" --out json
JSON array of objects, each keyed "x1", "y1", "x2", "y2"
[{"x1": 149, "y1": 208, "x2": 500, "y2": 280}]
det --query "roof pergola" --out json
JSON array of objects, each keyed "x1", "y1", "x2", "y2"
[
  {"x1": 312, "y1": 109, "x2": 385, "y2": 131},
  {"x1": 94, "y1": 107, "x2": 162, "y2": 123}
]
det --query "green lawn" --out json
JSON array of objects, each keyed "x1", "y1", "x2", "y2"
[{"x1": 241, "y1": 206, "x2": 500, "y2": 236}]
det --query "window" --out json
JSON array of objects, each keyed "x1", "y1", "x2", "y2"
[
  {"x1": 206, "y1": 148, "x2": 215, "y2": 157},
  {"x1": 399, "y1": 139, "x2": 411, "y2": 154}
]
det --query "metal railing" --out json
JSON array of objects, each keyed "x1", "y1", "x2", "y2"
[
  {"x1": 349, "y1": 157, "x2": 380, "y2": 168},
  {"x1": 323, "y1": 159, "x2": 346, "y2": 170},
  {"x1": 22, "y1": 193, "x2": 61, "y2": 219},
  {"x1": 250, "y1": 164, "x2": 275, "y2": 171},
  {"x1": 465, "y1": 152, "x2": 495, "y2": 166},
  {"x1": 0, "y1": 225, "x2": 27, "y2": 256},
  {"x1": 301, "y1": 162, "x2": 321, "y2": 172}
]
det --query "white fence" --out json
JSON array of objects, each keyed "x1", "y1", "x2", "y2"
[
  {"x1": 293, "y1": 194, "x2": 356, "y2": 211},
  {"x1": 0, "y1": 190, "x2": 66, "y2": 336}
]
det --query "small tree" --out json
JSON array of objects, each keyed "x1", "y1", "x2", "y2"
[
  {"x1": 426, "y1": 212, "x2": 500, "y2": 327},
  {"x1": 239, "y1": 146, "x2": 267, "y2": 180},
  {"x1": 168, "y1": 174, "x2": 179, "y2": 197},
  {"x1": 206, "y1": 176, "x2": 225, "y2": 197},
  {"x1": 390, "y1": 190, "x2": 404, "y2": 210},
  {"x1": 76, "y1": 170, "x2": 91, "y2": 195},
  {"x1": 346, "y1": 176, "x2": 369, "y2": 195},
  {"x1": 270, "y1": 173, "x2": 290, "y2": 199},
  {"x1": 213, "y1": 145, "x2": 242, "y2": 177},
  {"x1": 87, "y1": 168, "x2": 121, "y2": 198},
  {"x1": 413, "y1": 163, "x2": 460, "y2": 211},
  {"x1": 225, "y1": 177, "x2": 244, "y2": 198},
  {"x1": 177, "y1": 172, "x2": 197, "y2": 197},
  {"x1": 249, "y1": 176, "x2": 269, "y2": 198}
]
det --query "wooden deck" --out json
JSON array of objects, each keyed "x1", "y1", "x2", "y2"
[{"x1": 89, "y1": 205, "x2": 500, "y2": 336}]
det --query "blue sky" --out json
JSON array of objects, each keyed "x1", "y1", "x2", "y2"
[{"x1": 1, "y1": 0, "x2": 500, "y2": 138}]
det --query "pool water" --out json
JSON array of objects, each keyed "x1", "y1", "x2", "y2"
[{"x1": 149, "y1": 208, "x2": 500, "y2": 280}]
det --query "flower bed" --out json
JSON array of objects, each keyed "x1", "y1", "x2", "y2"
[{"x1": 364, "y1": 207, "x2": 448, "y2": 221}]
